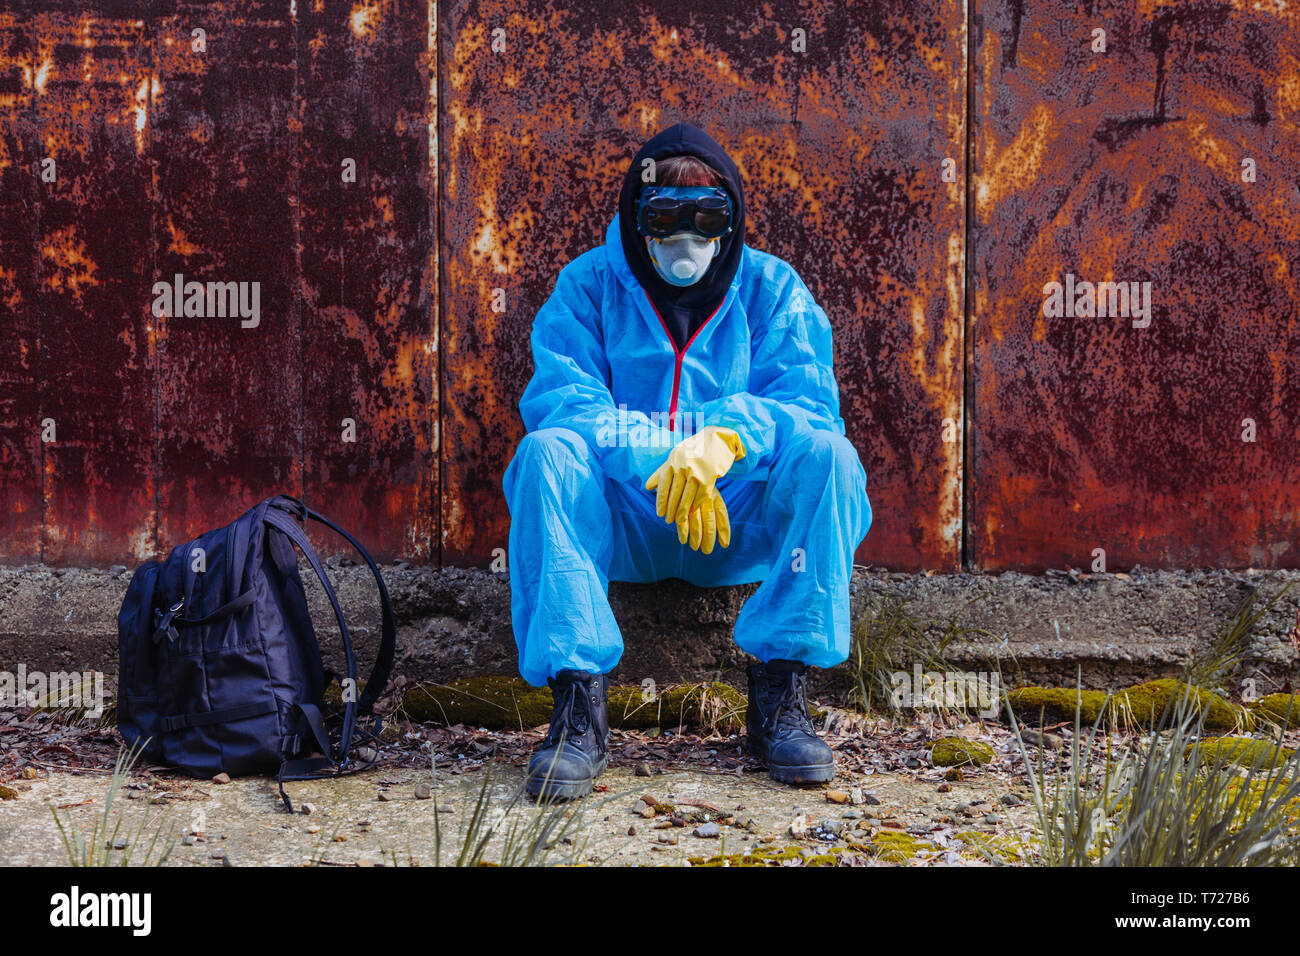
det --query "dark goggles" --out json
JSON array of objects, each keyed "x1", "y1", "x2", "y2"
[{"x1": 635, "y1": 186, "x2": 734, "y2": 240}]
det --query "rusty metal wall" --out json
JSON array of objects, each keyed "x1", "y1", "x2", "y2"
[
  {"x1": 0, "y1": 6, "x2": 40, "y2": 562},
  {"x1": 969, "y1": 0, "x2": 1300, "y2": 571},
  {"x1": 439, "y1": 0, "x2": 967, "y2": 570},
  {"x1": 0, "y1": 0, "x2": 1297, "y2": 574},
  {"x1": 0, "y1": 0, "x2": 437, "y2": 566}
]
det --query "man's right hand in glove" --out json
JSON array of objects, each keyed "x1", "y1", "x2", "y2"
[{"x1": 645, "y1": 425, "x2": 746, "y2": 554}]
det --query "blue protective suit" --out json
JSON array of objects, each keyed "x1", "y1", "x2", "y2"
[{"x1": 503, "y1": 126, "x2": 871, "y2": 687}]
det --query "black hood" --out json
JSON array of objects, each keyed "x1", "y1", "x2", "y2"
[{"x1": 617, "y1": 122, "x2": 746, "y2": 351}]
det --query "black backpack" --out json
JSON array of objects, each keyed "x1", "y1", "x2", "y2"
[{"x1": 117, "y1": 494, "x2": 396, "y2": 810}]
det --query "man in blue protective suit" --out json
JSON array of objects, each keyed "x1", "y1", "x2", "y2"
[{"x1": 504, "y1": 123, "x2": 872, "y2": 798}]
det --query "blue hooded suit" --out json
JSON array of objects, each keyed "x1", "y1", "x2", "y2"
[{"x1": 503, "y1": 124, "x2": 871, "y2": 687}]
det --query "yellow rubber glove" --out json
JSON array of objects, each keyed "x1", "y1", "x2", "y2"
[
  {"x1": 645, "y1": 425, "x2": 746, "y2": 548},
  {"x1": 679, "y1": 486, "x2": 731, "y2": 554}
]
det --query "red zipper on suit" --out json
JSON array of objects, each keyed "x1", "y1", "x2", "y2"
[{"x1": 644, "y1": 291, "x2": 723, "y2": 432}]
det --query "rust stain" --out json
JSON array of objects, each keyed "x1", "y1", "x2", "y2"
[{"x1": 970, "y1": 0, "x2": 1300, "y2": 571}]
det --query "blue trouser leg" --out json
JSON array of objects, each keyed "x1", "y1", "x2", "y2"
[
  {"x1": 726, "y1": 430, "x2": 870, "y2": 668},
  {"x1": 505, "y1": 426, "x2": 870, "y2": 684},
  {"x1": 502, "y1": 427, "x2": 624, "y2": 687}
]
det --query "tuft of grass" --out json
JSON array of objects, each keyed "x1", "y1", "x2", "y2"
[
  {"x1": 1185, "y1": 573, "x2": 1291, "y2": 690},
  {"x1": 849, "y1": 591, "x2": 1010, "y2": 719},
  {"x1": 376, "y1": 744, "x2": 632, "y2": 867},
  {"x1": 50, "y1": 739, "x2": 175, "y2": 867},
  {"x1": 1001, "y1": 682, "x2": 1300, "y2": 867}
]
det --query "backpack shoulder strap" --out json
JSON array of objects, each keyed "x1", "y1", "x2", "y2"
[
  {"x1": 262, "y1": 505, "x2": 361, "y2": 761},
  {"x1": 265, "y1": 495, "x2": 396, "y2": 717}
]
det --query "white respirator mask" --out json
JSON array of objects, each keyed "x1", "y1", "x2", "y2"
[{"x1": 645, "y1": 232, "x2": 720, "y2": 287}]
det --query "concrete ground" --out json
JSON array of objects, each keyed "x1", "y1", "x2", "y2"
[
  {"x1": 0, "y1": 761, "x2": 1035, "y2": 867},
  {"x1": 0, "y1": 712, "x2": 1040, "y2": 867}
]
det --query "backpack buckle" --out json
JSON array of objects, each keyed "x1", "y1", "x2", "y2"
[{"x1": 152, "y1": 600, "x2": 184, "y2": 644}]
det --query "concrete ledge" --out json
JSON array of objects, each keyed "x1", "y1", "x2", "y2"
[{"x1": 1, "y1": 562, "x2": 1297, "y2": 697}]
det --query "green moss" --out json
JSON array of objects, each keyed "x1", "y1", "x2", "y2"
[
  {"x1": 691, "y1": 844, "x2": 862, "y2": 867},
  {"x1": 398, "y1": 675, "x2": 746, "y2": 732},
  {"x1": 1113, "y1": 679, "x2": 1251, "y2": 732},
  {"x1": 1252, "y1": 693, "x2": 1300, "y2": 729},
  {"x1": 694, "y1": 833, "x2": 937, "y2": 867},
  {"x1": 1190, "y1": 736, "x2": 1295, "y2": 769},
  {"x1": 1006, "y1": 686, "x2": 1108, "y2": 726},
  {"x1": 400, "y1": 677, "x2": 552, "y2": 728},
  {"x1": 1008, "y1": 680, "x2": 1253, "y2": 732},
  {"x1": 930, "y1": 736, "x2": 995, "y2": 768},
  {"x1": 955, "y1": 830, "x2": 1028, "y2": 862},
  {"x1": 0, "y1": 784, "x2": 16, "y2": 800},
  {"x1": 689, "y1": 844, "x2": 806, "y2": 867},
  {"x1": 861, "y1": 830, "x2": 930, "y2": 863}
]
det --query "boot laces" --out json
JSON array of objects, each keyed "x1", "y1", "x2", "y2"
[
  {"x1": 769, "y1": 672, "x2": 815, "y2": 737},
  {"x1": 547, "y1": 680, "x2": 591, "y2": 746}
]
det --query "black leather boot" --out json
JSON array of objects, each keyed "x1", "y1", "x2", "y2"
[
  {"x1": 746, "y1": 659, "x2": 835, "y2": 784},
  {"x1": 525, "y1": 670, "x2": 610, "y2": 800}
]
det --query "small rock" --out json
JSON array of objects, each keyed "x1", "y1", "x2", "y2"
[
  {"x1": 1021, "y1": 730, "x2": 1064, "y2": 751},
  {"x1": 632, "y1": 800, "x2": 655, "y2": 818},
  {"x1": 211, "y1": 772, "x2": 231, "y2": 785},
  {"x1": 999, "y1": 793, "x2": 1024, "y2": 807},
  {"x1": 694, "y1": 822, "x2": 721, "y2": 839},
  {"x1": 356, "y1": 747, "x2": 378, "y2": 763},
  {"x1": 305, "y1": 825, "x2": 321, "y2": 834},
  {"x1": 634, "y1": 761, "x2": 652, "y2": 777},
  {"x1": 825, "y1": 789, "x2": 850, "y2": 804},
  {"x1": 983, "y1": 813, "x2": 1001, "y2": 825},
  {"x1": 333, "y1": 835, "x2": 348, "y2": 843},
  {"x1": 627, "y1": 825, "x2": 637, "y2": 836},
  {"x1": 788, "y1": 813, "x2": 809, "y2": 838},
  {"x1": 300, "y1": 802, "x2": 317, "y2": 815},
  {"x1": 414, "y1": 783, "x2": 432, "y2": 800},
  {"x1": 21, "y1": 767, "x2": 38, "y2": 780},
  {"x1": 937, "y1": 783, "x2": 952, "y2": 793},
  {"x1": 864, "y1": 794, "x2": 882, "y2": 806},
  {"x1": 181, "y1": 835, "x2": 197, "y2": 846},
  {"x1": 126, "y1": 789, "x2": 143, "y2": 800},
  {"x1": 849, "y1": 787, "x2": 865, "y2": 805},
  {"x1": 378, "y1": 790, "x2": 395, "y2": 801},
  {"x1": 657, "y1": 832, "x2": 678, "y2": 845}
]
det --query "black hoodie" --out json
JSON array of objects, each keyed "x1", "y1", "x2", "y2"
[{"x1": 617, "y1": 123, "x2": 746, "y2": 352}]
